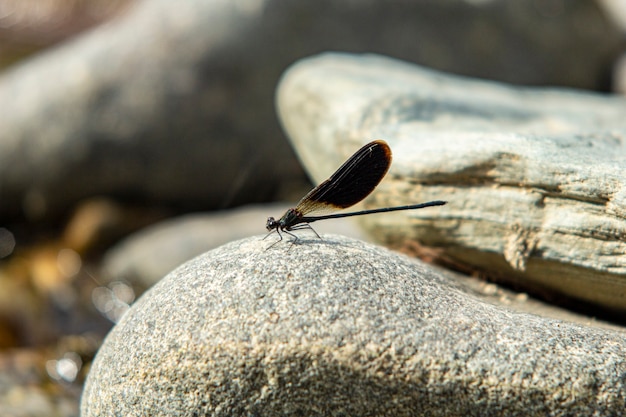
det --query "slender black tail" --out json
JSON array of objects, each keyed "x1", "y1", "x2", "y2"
[{"x1": 301, "y1": 200, "x2": 446, "y2": 223}]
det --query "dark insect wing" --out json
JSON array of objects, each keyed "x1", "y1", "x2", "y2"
[
  {"x1": 264, "y1": 138, "x2": 446, "y2": 246},
  {"x1": 295, "y1": 140, "x2": 392, "y2": 216}
]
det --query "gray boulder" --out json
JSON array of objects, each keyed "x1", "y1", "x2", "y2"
[
  {"x1": 81, "y1": 235, "x2": 626, "y2": 416},
  {"x1": 276, "y1": 52, "x2": 626, "y2": 314}
]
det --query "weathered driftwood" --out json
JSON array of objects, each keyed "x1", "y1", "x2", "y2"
[{"x1": 276, "y1": 53, "x2": 626, "y2": 313}]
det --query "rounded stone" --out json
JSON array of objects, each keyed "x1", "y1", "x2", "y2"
[{"x1": 81, "y1": 235, "x2": 626, "y2": 416}]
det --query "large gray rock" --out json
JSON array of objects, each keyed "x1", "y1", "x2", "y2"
[
  {"x1": 276, "y1": 52, "x2": 626, "y2": 315},
  {"x1": 1, "y1": 0, "x2": 622, "y2": 221},
  {"x1": 81, "y1": 235, "x2": 626, "y2": 416}
]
